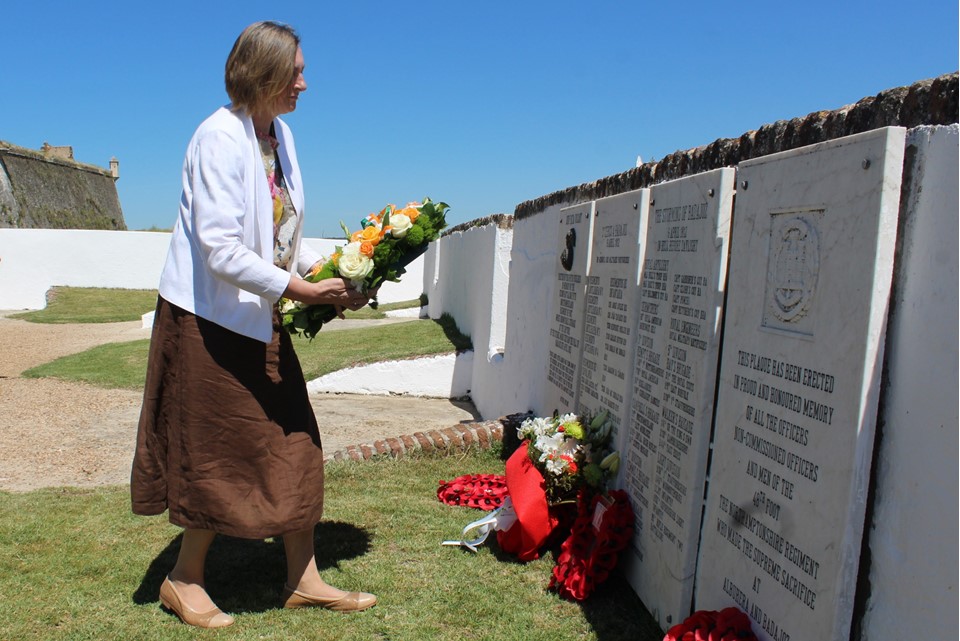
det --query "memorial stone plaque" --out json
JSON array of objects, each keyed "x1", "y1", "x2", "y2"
[
  {"x1": 620, "y1": 169, "x2": 735, "y2": 628},
  {"x1": 544, "y1": 202, "x2": 594, "y2": 416},
  {"x1": 575, "y1": 189, "x2": 648, "y2": 440},
  {"x1": 695, "y1": 128, "x2": 905, "y2": 641}
]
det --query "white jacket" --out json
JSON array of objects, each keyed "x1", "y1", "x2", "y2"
[{"x1": 158, "y1": 106, "x2": 322, "y2": 343}]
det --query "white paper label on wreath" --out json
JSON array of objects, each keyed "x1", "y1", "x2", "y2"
[
  {"x1": 592, "y1": 500, "x2": 609, "y2": 532},
  {"x1": 496, "y1": 497, "x2": 518, "y2": 531}
]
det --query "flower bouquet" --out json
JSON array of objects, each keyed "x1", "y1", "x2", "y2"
[
  {"x1": 514, "y1": 413, "x2": 634, "y2": 600},
  {"x1": 516, "y1": 412, "x2": 620, "y2": 505},
  {"x1": 496, "y1": 411, "x2": 621, "y2": 561},
  {"x1": 440, "y1": 411, "x2": 633, "y2": 599},
  {"x1": 281, "y1": 198, "x2": 449, "y2": 339},
  {"x1": 441, "y1": 411, "x2": 622, "y2": 561}
]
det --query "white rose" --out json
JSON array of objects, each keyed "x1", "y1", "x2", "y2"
[
  {"x1": 389, "y1": 213, "x2": 412, "y2": 238},
  {"x1": 337, "y1": 242, "x2": 374, "y2": 284},
  {"x1": 278, "y1": 298, "x2": 301, "y2": 314}
]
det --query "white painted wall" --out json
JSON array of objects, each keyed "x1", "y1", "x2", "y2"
[
  {"x1": 0, "y1": 231, "x2": 423, "y2": 310},
  {"x1": 859, "y1": 125, "x2": 959, "y2": 639},
  {"x1": 0, "y1": 229, "x2": 171, "y2": 310},
  {"x1": 424, "y1": 222, "x2": 512, "y2": 418},
  {"x1": 307, "y1": 351, "x2": 474, "y2": 398},
  {"x1": 489, "y1": 206, "x2": 563, "y2": 418}
]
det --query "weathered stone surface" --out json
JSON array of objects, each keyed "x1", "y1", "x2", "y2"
[
  {"x1": 695, "y1": 127, "x2": 906, "y2": 641},
  {"x1": 0, "y1": 142, "x2": 125, "y2": 230},
  {"x1": 619, "y1": 170, "x2": 734, "y2": 629},
  {"x1": 444, "y1": 213, "x2": 513, "y2": 235},
  {"x1": 544, "y1": 201, "x2": 592, "y2": 415},
  {"x1": 515, "y1": 73, "x2": 958, "y2": 220},
  {"x1": 575, "y1": 188, "x2": 647, "y2": 440}
]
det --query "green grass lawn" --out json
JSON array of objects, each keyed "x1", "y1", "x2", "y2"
[
  {"x1": 10, "y1": 287, "x2": 160, "y2": 323},
  {"x1": 0, "y1": 450, "x2": 664, "y2": 641},
  {"x1": 5, "y1": 288, "x2": 663, "y2": 640},
  {"x1": 22, "y1": 316, "x2": 470, "y2": 390},
  {"x1": 10, "y1": 286, "x2": 422, "y2": 324},
  {"x1": 19, "y1": 288, "x2": 466, "y2": 390},
  {"x1": 342, "y1": 297, "x2": 425, "y2": 320}
]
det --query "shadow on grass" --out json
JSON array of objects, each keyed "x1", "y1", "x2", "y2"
[
  {"x1": 578, "y1": 575, "x2": 665, "y2": 641},
  {"x1": 533, "y1": 541, "x2": 664, "y2": 641},
  {"x1": 433, "y1": 314, "x2": 473, "y2": 351},
  {"x1": 133, "y1": 520, "x2": 373, "y2": 614},
  {"x1": 461, "y1": 536, "x2": 663, "y2": 641}
]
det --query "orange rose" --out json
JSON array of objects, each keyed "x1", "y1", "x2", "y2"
[
  {"x1": 358, "y1": 225, "x2": 381, "y2": 245},
  {"x1": 397, "y1": 205, "x2": 419, "y2": 222},
  {"x1": 359, "y1": 240, "x2": 375, "y2": 257},
  {"x1": 308, "y1": 258, "x2": 326, "y2": 277},
  {"x1": 351, "y1": 230, "x2": 364, "y2": 242}
]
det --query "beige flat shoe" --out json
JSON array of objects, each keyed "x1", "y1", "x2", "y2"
[
  {"x1": 159, "y1": 576, "x2": 235, "y2": 628},
  {"x1": 282, "y1": 584, "x2": 377, "y2": 612}
]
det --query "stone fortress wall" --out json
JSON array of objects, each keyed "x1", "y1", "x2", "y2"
[
  {"x1": 515, "y1": 73, "x2": 956, "y2": 219},
  {"x1": 0, "y1": 140, "x2": 125, "y2": 230}
]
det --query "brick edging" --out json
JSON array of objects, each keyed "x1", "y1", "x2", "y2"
[{"x1": 325, "y1": 420, "x2": 504, "y2": 462}]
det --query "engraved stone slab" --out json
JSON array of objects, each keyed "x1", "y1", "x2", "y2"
[
  {"x1": 575, "y1": 189, "x2": 648, "y2": 439},
  {"x1": 619, "y1": 169, "x2": 735, "y2": 628},
  {"x1": 544, "y1": 202, "x2": 594, "y2": 415},
  {"x1": 694, "y1": 128, "x2": 905, "y2": 641}
]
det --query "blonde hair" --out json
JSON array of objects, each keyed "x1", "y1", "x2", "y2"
[{"x1": 225, "y1": 21, "x2": 300, "y2": 115}]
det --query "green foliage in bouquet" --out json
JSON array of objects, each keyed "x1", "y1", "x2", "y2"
[
  {"x1": 365, "y1": 198, "x2": 447, "y2": 291},
  {"x1": 281, "y1": 198, "x2": 448, "y2": 339}
]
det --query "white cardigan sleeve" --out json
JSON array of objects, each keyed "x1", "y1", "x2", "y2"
[{"x1": 189, "y1": 128, "x2": 291, "y2": 302}]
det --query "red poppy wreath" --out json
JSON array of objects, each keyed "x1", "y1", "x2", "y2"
[
  {"x1": 549, "y1": 488, "x2": 634, "y2": 601},
  {"x1": 437, "y1": 474, "x2": 508, "y2": 511}
]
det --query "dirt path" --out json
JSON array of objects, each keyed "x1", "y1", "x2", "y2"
[{"x1": 0, "y1": 314, "x2": 480, "y2": 492}]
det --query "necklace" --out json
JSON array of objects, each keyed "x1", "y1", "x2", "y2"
[{"x1": 256, "y1": 128, "x2": 279, "y2": 150}]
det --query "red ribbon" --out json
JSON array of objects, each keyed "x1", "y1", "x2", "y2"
[{"x1": 495, "y1": 442, "x2": 563, "y2": 561}]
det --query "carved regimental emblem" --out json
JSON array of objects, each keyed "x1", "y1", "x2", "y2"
[
  {"x1": 764, "y1": 211, "x2": 821, "y2": 330},
  {"x1": 560, "y1": 227, "x2": 576, "y2": 272}
]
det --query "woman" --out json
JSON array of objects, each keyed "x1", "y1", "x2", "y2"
[{"x1": 131, "y1": 21, "x2": 376, "y2": 629}]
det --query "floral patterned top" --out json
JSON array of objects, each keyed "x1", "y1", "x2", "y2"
[{"x1": 257, "y1": 128, "x2": 299, "y2": 269}]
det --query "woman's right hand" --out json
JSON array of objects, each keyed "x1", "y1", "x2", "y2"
[{"x1": 282, "y1": 276, "x2": 371, "y2": 317}]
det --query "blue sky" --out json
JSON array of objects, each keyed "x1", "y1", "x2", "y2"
[{"x1": 2, "y1": 1, "x2": 955, "y2": 237}]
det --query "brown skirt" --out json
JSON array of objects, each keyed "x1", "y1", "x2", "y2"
[{"x1": 130, "y1": 297, "x2": 324, "y2": 539}]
